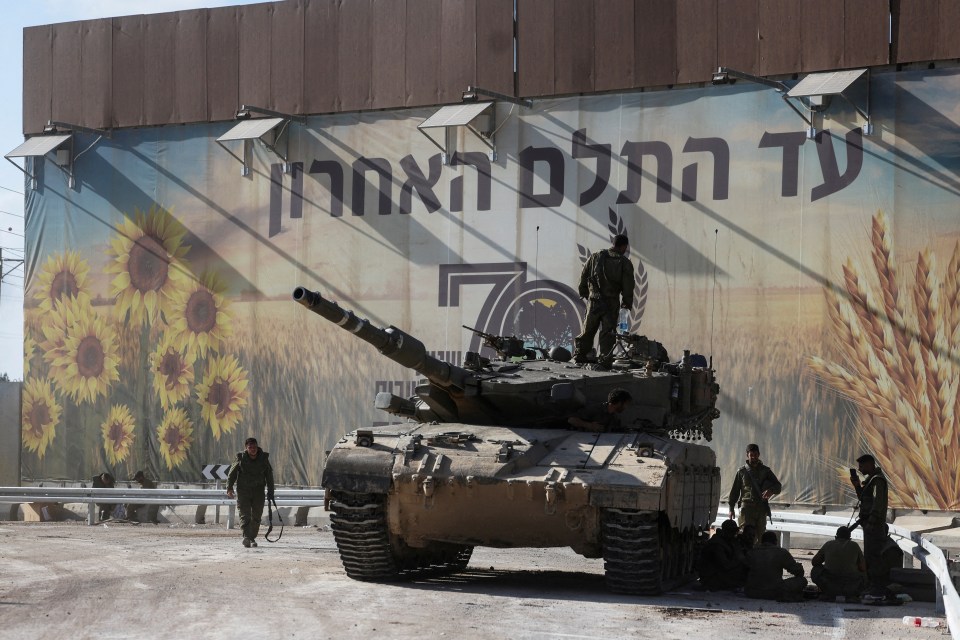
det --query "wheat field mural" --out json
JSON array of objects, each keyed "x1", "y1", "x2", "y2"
[{"x1": 809, "y1": 211, "x2": 960, "y2": 510}]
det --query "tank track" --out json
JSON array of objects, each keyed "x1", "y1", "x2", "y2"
[
  {"x1": 601, "y1": 509, "x2": 698, "y2": 595},
  {"x1": 328, "y1": 490, "x2": 472, "y2": 581}
]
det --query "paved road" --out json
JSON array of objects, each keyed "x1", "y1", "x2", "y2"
[{"x1": 0, "y1": 522, "x2": 945, "y2": 639}]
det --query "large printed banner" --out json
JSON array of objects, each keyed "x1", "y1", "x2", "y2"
[{"x1": 21, "y1": 68, "x2": 960, "y2": 509}]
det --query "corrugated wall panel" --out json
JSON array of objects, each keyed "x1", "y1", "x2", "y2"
[
  {"x1": 303, "y1": 0, "x2": 339, "y2": 114},
  {"x1": 517, "y1": 0, "x2": 555, "y2": 97},
  {"x1": 439, "y1": 0, "x2": 477, "y2": 104},
  {"x1": 50, "y1": 22, "x2": 83, "y2": 127},
  {"x1": 892, "y1": 0, "x2": 938, "y2": 63},
  {"x1": 594, "y1": 0, "x2": 634, "y2": 92},
  {"x1": 23, "y1": 26, "x2": 53, "y2": 134},
  {"x1": 173, "y1": 11, "x2": 208, "y2": 124},
  {"x1": 676, "y1": 0, "x2": 716, "y2": 84},
  {"x1": 554, "y1": 0, "x2": 594, "y2": 94},
  {"x1": 758, "y1": 0, "x2": 801, "y2": 76},
  {"x1": 112, "y1": 16, "x2": 144, "y2": 128},
  {"x1": 801, "y1": 0, "x2": 843, "y2": 72},
  {"x1": 80, "y1": 20, "x2": 113, "y2": 130},
  {"x1": 143, "y1": 13, "x2": 177, "y2": 126},
  {"x1": 475, "y1": 0, "x2": 514, "y2": 97},
  {"x1": 338, "y1": 0, "x2": 373, "y2": 111},
  {"x1": 238, "y1": 3, "x2": 274, "y2": 110},
  {"x1": 937, "y1": 0, "x2": 960, "y2": 60},
  {"x1": 206, "y1": 6, "x2": 240, "y2": 122},
  {"x1": 371, "y1": 0, "x2": 406, "y2": 109},
  {"x1": 635, "y1": 0, "x2": 677, "y2": 87},
  {"x1": 271, "y1": 0, "x2": 304, "y2": 115},
  {"x1": 405, "y1": 0, "x2": 442, "y2": 107},
  {"x1": 717, "y1": 0, "x2": 758, "y2": 74},
  {"x1": 843, "y1": 0, "x2": 888, "y2": 68}
]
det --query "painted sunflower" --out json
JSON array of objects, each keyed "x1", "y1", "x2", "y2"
[
  {"x1": 166, "y1": 271, "x2": 233, "y2": 361},
  {"x1": 157, "y1": 408, "x2": 194, "y2": 470},
  {"x1": 38, "y1": 297, "x2": 86, "y2": 381},
  {"x1": 23, "y1": 334, "x2": 36, "y2": 379},
  {"x1": 49, "y1": 306, "x2": 120, "y2": 404},
  {"x1": 197, "y1": 354, "x2": 249, "y2": 440},
  {"x1": 101, "y1": 404, "x2": 136, "y2": 465},
  {"x1": 22, "y1": 378, "x2": 62, "y2": 460},
  {"x1": 32, "y1": 251, "x2": 92, "y2": 314},
  {"x1": 106, "y1": 205, "x2": 191, "y2": 326},
  {"x1": 150, "y1": 333, "x2": 195, "y2": 409}
]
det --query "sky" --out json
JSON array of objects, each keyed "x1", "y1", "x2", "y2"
[{"x1": 0, "y1": 0, "x2": 266, "y2": 380}]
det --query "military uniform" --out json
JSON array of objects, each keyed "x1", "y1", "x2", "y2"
[
  {"x1": 745, "y1": 541, "x2": 807, "y2": 601},
  {"x1": 571, "y1": 402, "x2": 622, "y2": 432},
  {"x1": 811, "y1": 538, "x2": 867, "y2": 599},
  {"x1": 729, "y1": 461, "x2": 782, "y2": 538},
  {"x1": 91, "y1": 474, "x2": 114, "y2": 521},
  {"x1": 125, "y1": 475, "x2": 160, "y2": 523},
  {"x1": 856, "y1": 469, "x2": 890, "y2": 594},
  {"x1": 227, "y1": 447, "x2": 276, "y2": 545},
  {"x1": 573, "y1": 248, "x2": 635, "y2": 365},
  {"x1": 696, "y1": 532, "x2": 747, "y2": 590}
]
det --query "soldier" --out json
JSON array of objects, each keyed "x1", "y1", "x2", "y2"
[
  {"x1": 573, "y1": 234, "x2": 635, "y2": 367},
  {"x1": 125, "y1": 470, "x2": 160, "y2": 524},
  {"x1": 728, "y1": 444, "x2": 782, "y2": 538},
  {"x1": 695, "y1": 519, "x2": 747, "y2": 591},
  {"x1": 226, "y1": 437, "x2": 276, "y2": 548},
  {"x1": 745, "y1": 531, "x2": 807, "y2": 601},
  {"x1": 91, "y1": 472, "x2": 115, "y2": 522},
  {"x1": 567, "y1": 388, "x2": 632, "y2": 432},
  {"x1": 850, "y1": 453, "x2": 892, "y2": 599},
  {"x1": 811, "y1": 526, "x2": 867, "y2": 601}
]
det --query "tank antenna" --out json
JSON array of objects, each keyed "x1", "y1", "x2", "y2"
[{"x1": 711, "y1": 228, "x2": 718, "y2": 359}]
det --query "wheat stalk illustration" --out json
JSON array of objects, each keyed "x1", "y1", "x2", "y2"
[{"x1": 808, "y1": 210, "x2": 960, "y2": 509}]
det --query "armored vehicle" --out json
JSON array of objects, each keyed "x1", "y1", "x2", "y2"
[{"x1": 294, "y1": 286, "x2": 721, "y2": 594}]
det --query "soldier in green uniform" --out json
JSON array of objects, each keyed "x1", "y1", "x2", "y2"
[
  {"x1": 226, "y1": 437, "x2": 276, "y2": 548},
  {"x1": 850, "y1": 453, "x2": 892, "y2": 598},
  {"x1": 695, "y1": 519, "x2": 747, "y2": 591},
  {"x1": 573, "y1": 234, "x2": 635, "y2": 367},
  {"x1": 745, "y1": 531, "x2": 807, "y2": 601},
  {"x1": 567, "y1": 388, "x2": 632, "y2": 432},
  {"x1": 811, "y1": 525, "x2": 867, "y2": 600},
  {"x1": 728, "y1": 443, "x2": 782, "y2": 538}
]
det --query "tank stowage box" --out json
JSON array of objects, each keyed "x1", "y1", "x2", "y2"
[{"x1": 294, "y1": 286, "x2": 721, "y2": 594}]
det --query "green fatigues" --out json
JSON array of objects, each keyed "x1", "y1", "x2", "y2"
[
  {"x1": 729, "y1": 462, "x2": 782, "y2": 538},
  {"x1": 573, "y1": 249, "x2": 635, "y2": 365},
  {"x1": 572, "y1": 402, "x2": 622, "y2": 432},
  {"x1": 856, "y1": 470, "x2": 890, "y2": 593},
  {"x1": 696, "y1": 533, "x2": 747, "y2": 590},
  {"x1": 745, "y1": 542, "x2": 807, "y2": 601},
  {"x1": 227, "y1": 448, "x2": 276, "y2": 542},
  {"x1": 125, "y1": 476, "x2": 160, "y2": 523},
  {"x1": 811, "y1": 539, "x2": 867, "y2": 598}
]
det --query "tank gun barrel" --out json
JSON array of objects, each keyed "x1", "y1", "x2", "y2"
[{"x1": 293, "y1": 287, "x2": 474, "y2": 390}]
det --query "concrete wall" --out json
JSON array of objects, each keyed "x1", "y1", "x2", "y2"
[{"x1": 0, "y1": 382, "x2": 21, "y2": 485}]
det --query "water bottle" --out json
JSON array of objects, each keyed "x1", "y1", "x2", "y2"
[
  {"x1": 901, "y1": 616, "x2": 941, "y2": 628},
  {"x1": 617, "y1": 308, "x2": 629, "y2": 334}
]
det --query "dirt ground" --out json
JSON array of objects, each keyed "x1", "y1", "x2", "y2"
[{"x1": 0, "y1": 521, "x2": 946, "y2": 640}]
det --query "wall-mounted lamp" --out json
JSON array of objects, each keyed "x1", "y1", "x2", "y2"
[
  {"x1": 4, "y1": 120, "x2": 110, "y2": 190},
  {"x1": 215, "y1": 105, "x2": 306, "y2": 176},
  {"x1": 418, "y1": 86, "x2": 532, "y2": 165}
]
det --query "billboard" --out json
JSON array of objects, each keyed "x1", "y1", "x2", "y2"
[{"x1": 22, "y1": 67, "x2": 960, "y2": 509}]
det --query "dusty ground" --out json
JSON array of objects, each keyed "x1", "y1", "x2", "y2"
[{"x1": 0, "y1": 521, "x2": 946, "y2": 640}]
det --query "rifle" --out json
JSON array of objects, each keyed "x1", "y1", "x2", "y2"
[{"x1": 462, "y1": 325, "x2": 531, "y2": 360}]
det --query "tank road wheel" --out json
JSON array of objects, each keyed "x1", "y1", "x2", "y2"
[
  {"x1": 601, "y1": 509, "x2": 662, "y2": 595},
  {"x1": 328, "y1": 491, "x2": 404, "y2": 581}
]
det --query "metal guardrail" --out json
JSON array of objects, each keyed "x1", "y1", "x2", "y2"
[
  {"x1": 0, "y1": 487, "x2": 326, "y2": 530},
  {"x1": 714, "y1": 511, "x2": 959, "y2": 638}
]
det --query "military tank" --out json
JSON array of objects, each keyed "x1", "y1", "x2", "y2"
[{"x1": 293, "y1": 286, "x2": 721, "y2": 595}]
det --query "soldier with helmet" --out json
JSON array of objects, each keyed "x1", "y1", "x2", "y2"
[{"x1": 573, "y1": 234, "x2": 635, "y2": 367}]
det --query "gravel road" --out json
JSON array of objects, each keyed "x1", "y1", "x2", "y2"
[{"x1": 0, "y1": 522, "x2": 945, "y2": 640}]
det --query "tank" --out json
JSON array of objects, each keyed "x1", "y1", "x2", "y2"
[{"x1": 294, "y1": 286, "x2": 721, "y2": 594}]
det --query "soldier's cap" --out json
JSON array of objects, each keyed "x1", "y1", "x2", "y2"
[{"x1": 132, "y1": 470, "x2": 145, "y2": 480}]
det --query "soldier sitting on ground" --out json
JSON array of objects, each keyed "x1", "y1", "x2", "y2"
[
  {"x1": 737, "y1": 523, "x2": 758, "y2": 554},
  {"x1": 811, "y1": 526, "x2": 867, "y2": 601},
  {"x1": 695, "y1": 519, "x2": 747, "y2": 591},
  {"x1": 91, "y1": 472, "x2": 115, "y2": 522},
  {"x1": 125, "y1": 470, "x2": 160, "y2": 524},
  {"x1": 745, "y1": 531, "x2": 807, "y2": 602}
]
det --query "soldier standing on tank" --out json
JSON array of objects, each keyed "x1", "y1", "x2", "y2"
[
  {"x1": 226, "y1": 437, "x2": 276, "y2": 548},
  {"x1": 729, "y1": 444, "x2": 781, "y2": 538},
  {"x1": 573, "y1": 234, "x2": 635, "y2": 367},
  {"x1": 744, "y1": 531, "x2": 807, "y2": 601},
  {"x1": 850, "y1": 453, "x2": 892, "y2": 599},
  {"x1": 567, "y1": 388, "x2": 632, "y2": 432}
]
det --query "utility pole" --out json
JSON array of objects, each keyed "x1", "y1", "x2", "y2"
[{"x1": 1, "y1": 247, "x2": 26, "y2": 297}]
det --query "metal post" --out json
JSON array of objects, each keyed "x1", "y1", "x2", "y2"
[
  {"x1": 780, "y1": 531, "x2": 791, "y2": 552},
  {"x1": 937, "y1": 578, "x2": 945, "y2": 614},
  {"x1": 227, "y1": 503, "x2": 235, "y2": 529},
  {"x1": 87, "y1": 502, "x2": 95, "y2": 525},
  {"x1": 215, "y1": 479, "x2": 221, "y2": 524}
]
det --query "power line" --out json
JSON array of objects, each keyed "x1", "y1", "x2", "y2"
[
  {"x1": 0, "y1": 209, "x2": 25, "y2": 218},
  {"x1": 0, "y1": 184, "x2": 24, "y2": 196},
  {"x1": 1, "y1": 229, "x2": 24, "y2": 238}
]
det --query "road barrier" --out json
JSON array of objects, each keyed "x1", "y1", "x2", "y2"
[
  {"x1": 714, "y1": 510, "x2": 959, "y2": 638},
  {"x1": 0, "y1": 486, "x2": 326, "y2": 529}
]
